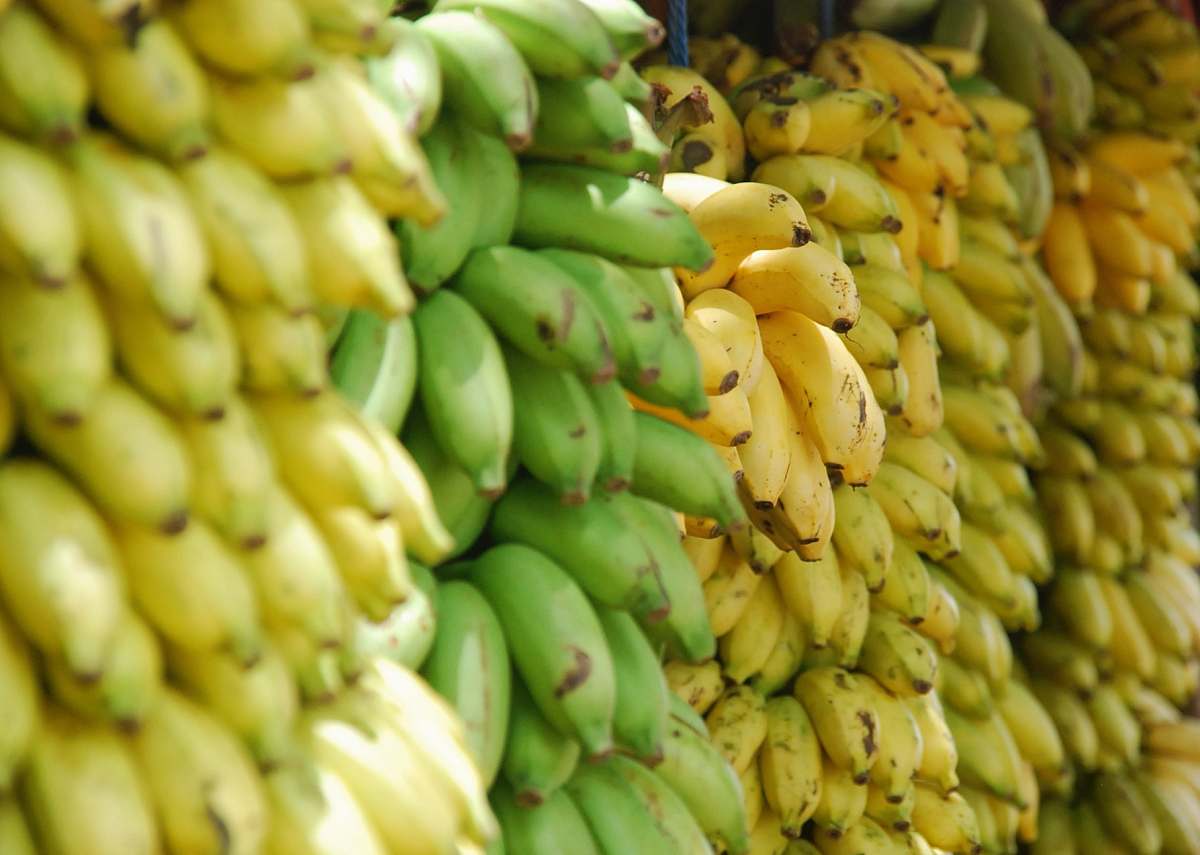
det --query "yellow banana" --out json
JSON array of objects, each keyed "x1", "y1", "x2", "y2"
[
  {"x1": 775, "y1": 546, "x2": 842, "y2": 650},
  {"x1": 858, "y1": 610, "x2": 939, "y2": 698},
  {"x1": 706, "y1": 685, "x2": 769, "y2": 775},
  {"x1": 664, "y1": 659, "x2": 724, "y2": 715},
  {"x1": 895, "y1": 321, "x2": 943, "y2": 437},
  {"x1": 870, "y1": 538, "x2": 931, "y2": 625},
  {"x1": 719, "y1": 573, "x2": 786, "y2": 684},
  {"x1": 906, "y1": 692, "x2": 958, "y2": 794},
  {"x1": 731, "y1": 243, "x2": 861, "y2": 332},
  {"x1": 860, "y1": 676, "x2": 923, "y2": 801},
  {"x1": 703, "y1": 543, "x2": 762, "y2": 637},
  {"x1": 686, "y1": 288, "x2": 765, "y2": 395},
  {"x1": 793, "y1": 666, "x2": 879, "y2": 784},
  {"x1": 759, "y1": 696, "x2": 823, "y2": 837},
  {"x1": 630, "y1": 384, "x2": 754, "y2": 447},
  {"x1": 1079, "y1": 203, "x2": 1155, "y2": 278},
  {"x1": 0, "y1": 132, "x2": 80, "y2": 285},
  {"x1": 0, "y1": 3, "x2": 88, "y2": 143},
  {"x1": 759, "y1": 310, "x2": 886, "y2": 485},
  {"x1": 866, "y1": 461, "x2": 961, "y2": 559},
  {"x1": 849, "y1": 32, "x2": 946, "y2": 114},
  {"x1": 1099, "y1": 576, "x2": 1158, "y2": 680},
  {"x1": 915, "y1": 577, "x2": 960, "y2": 657},
  {"x1": 743, "y1": 97, "x2": 812, "y2": 161},
  {"x1": 831, "y1": 483, "x2": 894, "y2": 593},
  {"x1": 911, "y1": 784, "x2": 982, "y2": 854},
  {"x1": 811, "y1": 752, "x2": 868, "y2": 836},
  {"x1": 1041, "y1": 202, "x2": 1098, "y2": 308},
  {"x1": 802, "y1": 87, "x2": 892, "y2": 156},
  {"x1": 738, "y1": 358, "x2": 791, "y2": 507}
]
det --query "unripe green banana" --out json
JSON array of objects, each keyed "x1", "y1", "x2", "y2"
[
  {"x1": 565, "y1": 760, "x2": 681, "y2": 854},
  {"x1": 596, "y1": 606, "x2": 668, "y2": 763},
  {"x1": 832, "y1": 483, "x2": 894, "y2": 593},
  {"x1": 630, "y1": 411, "x2": 747, "y2": 532},
  {"x1": 490, "y1": 478, "x2": 669, "y2": 621},
  {"x1": 396, "y1": 116, "x2": 483, "y2": 294},
  {"x1": 493, "y1": 779, "x2": 599, "y2": 855},
  {"x1": 422, "y1": 581, "x2": 511, "y2": 789},
  {"x1": 413, "y1": 288, "x2": 513, "y2": 498},
  {"x1": 607, "y1": 754, "x2": 711, "y2": 852},
  {"x1": 505, "y1": 346, "x2": 603, "y2": 504},
  {"x1": 576, "y1": 0, "x2": 664, "y2": 60},
  {"x1": 515, "y1": 163, "x2": 714, "y2": 271},
  {"x1": 607, "y1": 490, "x2": 717, "y2": 663},
  {"x1": 470, "y1": 544, "x2": 616, "y2": 758},
  {"x1": 416, "y1": 10, "x2": 538, "y2": 149},
  {"x1": 502, "y1": 675, "x2": 582, "y2": 807},
  {"x1": 585, "y1": 379, "x2": 637, "y2": 492},
  {"x1": 623, "y1": 327, "x2": 709, "y2": 418}
]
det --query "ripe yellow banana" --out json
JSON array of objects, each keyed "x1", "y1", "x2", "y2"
[
  {"x1": 759, "y1": 695, "x2": 823, "y2": 837},
  {"x1": 906, "y1": 692, "x2": 959, "y2": 794},
  {"x1": 860, "y1": 676, "x2": 923, "y2": 801},
  {"x1": 866, "y1": 461, "x2": 961, "y2": 559},
  {"x1": 811, "y1": 752, "x2": 868, "y2": 836},
  {"x1": 704, "y1": 542, "x2": 762, "y2": 637},
  {"x1": 895, "y1": 321, "x2": 943, "y2": 437},
  {"x1": 731, "y1": 243, "x2": 860, "y2": 332},
  {"x1": 664, "y1": 659, "x2": 724, "y2": 715},
  {"x1": 719, "y1": 573, "x2": 785, "y2": 684},
  {"x1": 910, "y1": 784, "x2": 982, "y2": 854},
  {"x1": 738, "y1": 358, "x2": 791, "y2": 507},
  {"x1": 793, "y1": 666, "x2": 879, "y2": 784},
  {"x1": 775, "y1": 548, "x2": 842, "y2": 650},
  {"x1": 706, "y1": 685, "x2": 769, "y2": 775},
  {"x1": 685, "y1": 287, "x2": 765, "y2": 395},
  {"x1": 831, "y1": 483, "x2": 894, "y2": 593}
]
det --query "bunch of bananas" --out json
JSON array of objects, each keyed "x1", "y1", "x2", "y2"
[{"x1": 0, "y1": 0, "x2": 536, "y2": 851}]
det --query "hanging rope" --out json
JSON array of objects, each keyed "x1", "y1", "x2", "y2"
[
  {"x1": 667, "y1": 0, "x2": 688, "y2": 66},
  {"x1": 820, "y1": 0, "x2": 835, "y2": 38}
]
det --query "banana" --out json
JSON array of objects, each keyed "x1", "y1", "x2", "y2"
[
  {"x1": 340, "y1": 560, "x2": 436, "y2": 674},
  {"x1": 911, "y1": 784, "x2": 981, "y2": 853},
  {"x1": 597, "y1": 607, "x2": 668, "y2": 763},
  {"x1": 263, "y1": 755, "x2": 389, "y2": 855},
  {"x1": 877, "y1": 123, "x2": 942, "y2": 196},
  {"x1": 1090, "y1": 772, "x2": 1162, "y2": 855},
  {"x1": 907, "y1": 692, "x2": 959, "y2": 794},
  {"x1": 1125, "y1": 571, "x2": 1192, "y2": 657},
  {"x1": 720, "y1": 573, "x2": 785, "y2": 684},
  {"x1": 502, "y1": 677, "x2": 581, "y2": 807},
  {"x1": 208, "y1": 70, "x2": 348, "y2": 180},
  {"x1": 0, "y1": 798, "x2": 33, "y2": 855},
  {"x1": 630, "y1": 376, "x2": 752, "y2": 447},
  {"x1": 305, "y1": 689, "x2": 464, "y2": 855},
  {"x1": 493, "y1": 782, "x2": 596, "y2": 855},
  {"x1": 1079, "y1": 203, "x2": 1155, "y2": 278},
  {"x1": 678, "y1": 181, "x2": 811, "y2": 299},
  {"x1": 849, "y1": 32, "x2": 946, "y2": 113},
  {"x1": 282, "y1": 176, "x2": 413, "y2": 316},
  {"x1": 859, "y1": 677, "x2": 923, "y2": 803},
  {"x1": 775, "y1": 548, "x2": 842, "y2": 649},
  {"x1": 852, "y1": 263, "x2": 928, "y2": 330},
  {"x1": 831, "y1": 483, "x2": 894, "y2": 593},
  {"x1": 905, "y1": 111, "x2": 969, "y2": 196},
  {"x1": 609, "y1": 492, "x2": 714, "y2": 664},
  {"x1": 225, "y1": 302, "x2": 325, "y2": 398},
  {"x1": 518, "y1": 162, "x2": 715, "y2": 270},
  {"x1": 758, "y1": 155, "x2": 903, "y2": 234},
  {"x1": 706, "y1": 685, "x2": 769, "y2": 776},
  {"x1": 871, "y1": 538, "x2": 931, "y2": 625},
  {"x1": 867, "y1": 462, "x2": 961, "y2": 558},
  {"x1": 733, "y1": 358, "x2": 788, "y2": 506},
  {"x1": 864, "y1": 364, "x2": 909, "y2": 416},
  {"x1": 1099, "y1": 576, "x2": 1158, "y2": 680},
  {"x1": 744, "y1": 96, "x2": 812, "y2": 162},
  {"x1": 943, "y1": 522, "x2": 1019, "y2": 611},
  {"x1": 1022, "y1": 627, "x2": 1100, "y2": 694},
  {"x1": 135, "y1": 688, "x2": 267, "y2": 853},
  {"x1": 331, "y1": 310, "x2": 416, "y2": 433},
  {"x1": 811, "y1": 753, "x2": 868, "y2": 837},
  {"x1": 642, "y1": 64, "x2": 746, "y2": 180},
  {"x1": 0, "y1": 611, "x2": 36, "y2": 791},
  {"x1": 421, "y1": 581, "x2": 510, "y2": 789},
  {"x1": 841, "y1": 231, "x2": 905, "y2": 273},
  {"x1": 946, "y1": 708, "x2": 1023, "y2": 805},
  {"x1": 865, "y1": 780, "x2": 914, "y2": 834},
  {"x1": 1087, "y1": 683, "x2": 1142, "y2": 768},
  {"x1": 895, "y1": 320, "x2": 943, "y2": 437},
  {"x1": 1134, "y1": 770, "x2": 1200, "y2": 855},
  {"x1": 21, "y1": 709, "x2": 158, "y2": 855},
  {"x1": 0, "y1": 2, "x2": 87, "y2": 143},
  {"x1": 756, "y1": 697, "x2": 823, "y2": 838},
  {"x1": 0, "y1": 132, "x2": 79, "y2": 285},
  {"x1": 760, "y1": 311, "x2": 886, "y2": 484},
  {"x1": 752, "y1": 608, "x2": 808, "y2": 695},
  {"x1": 169, "y1": 0, "x2": 315, "y2": 80},
  {"x1": 471, "y1": 544, "x2": 615, "y2": 758},
  {"x1": 630, "y1": 411, "x2": 748, "y2": 533},
  {"x1": 654, "y1": 702, "x2": 750, "y2": 853},
  {"x1": 803, "y1": 88, "x2": 892, "y2": 156},
  {"x1": 505, "y1": 347, "x2": 603, "y2": 504},
  {"x1": 812, "y1": 815, "x2": 895, "y2": 855},
  {"x1": 1048, "y1": 567, "x2": 1113, "y2": 650},
  {"x1": 858, "y1": 610, "x2": 939, "y2": 698},
  {"x1": 295, "y1": 0, "x2": 392, "y2": 53},
  {"x1": 794, "y1": 667, "x2": 879, "y2": 784},
  {"x1": 68, "y1": 133, "x2": 210, "y2": 327},
  {"x1": 87, "y1": 19, "x2": 209, "y2": 162},
  {"x1": 565, "y1": 759, "x2": 684, "y2": 854},
  {"x1": 996, "y1": 679, "x2": 1066, "y2": 777},
  {"x1": 907, "y1": 188, "x2": 959, "y2": 270},
  {"x1": 915, "y1": 576, "x2": 960, "y2": 657},
  {"x1": 623, "y1": 326, "x2": 708, "y2": 419}
]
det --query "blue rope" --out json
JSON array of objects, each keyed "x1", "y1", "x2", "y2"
[
  {"x1": 820, "y1": 0, "x2": 835, "y2": 38},
  {"x1": 667, "y1": 0, "x2": 688, "y2": 66}
]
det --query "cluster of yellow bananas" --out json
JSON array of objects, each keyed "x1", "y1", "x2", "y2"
[
  {"x1": 0, "y1": 0, "x2": 507, "y2": 852},
  {"x1": 1066, "y1": 0, "x2": 1200, "y2": 143},
  {"x1": 640, "y1": 31, "x2": 1049, "y2": 855}
]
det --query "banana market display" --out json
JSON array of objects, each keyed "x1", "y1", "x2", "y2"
[{"x1": 2, "y1": 0, "x2": 1200, "y2": 853}]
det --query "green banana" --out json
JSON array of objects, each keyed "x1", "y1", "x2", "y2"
[
  {"x1": 931, "y1": 0, "x2": 988, "y2": 52},
  {"x1": 531, "y1": 75, "x2": 632, "y2": 153},
  {"x1": 596, "y1": 607, "x2": 668, "y2": 763},
  {"x1": 489, "y1": 478, "x2": 669, "y2": 621},
  {"x1": 630, "y1": 411, "x2": 747, "y2": 532},
  {"x1": 606, "y1": 754, "x2": 711, "y2": 852},
  {"x1": 565, "y1": 761, "x2": 680, "y2": 855},
  {"x1": 469, "y1": 125, "x2": 521, "y2": 249},
  {"x1": 1003, "y1": 126, "x2": 1054, "y2": 239},
  {"x1": 470, "y1": 544, "x2": 616, "y2": 757},
  {"x1": 421, "y1": 580, "x2": 511, "y2": 789},
  {"x1": 415, "y1": 11, "x2": 538, "y2": 149},
  {"x1": 514, "y1": 163, "x2": 714, "y2": 271},
  {"x1": 402, "y1": 404, "x2": 495, "y2": 562},
  {"x1": 575, "y1": 0, "x2": 663, "y2": 60},
  {"x1": 493, "y1": 779, "x2": 600, "y2": 855},
  {"x1": 363, "y1": 17, "x2": 443, "y2": 137},
  {"x1": 502, "y1": 676, "x2": 582, "y2": 807},
  {"x1": 585, "y1": 379, "x2": 637, "y2": 492},
  {"x1": 531, "y1": 101, "x2": 668, "y2": 175},
  {"x1": 413, "y1": 288, "x2": 513, "y2": 498},
  {"x1": 329, "y1": 310, "x2": 417, "y2": 434},
  {"x1": 623, "y1": 327, "x2": 709, "y2": 418},
  {"x1": 607, "y1": 491, "x2": 716, "y2": 663},
  {"x1": 395, "y1": 116, "x2": 482, "y2": 294},
  {"x1": 454, "y1": 245, "x2": 616, "y2": 384},
  {"x1": 540, "y1": 248, "x2": 670, "y2": 386},
  {"x1": 1020, "y1": 255, "x2": 1084, "y2": 399},
  {"x1": 505, "y1": 345, "x2": 603, "y2": 504}
]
